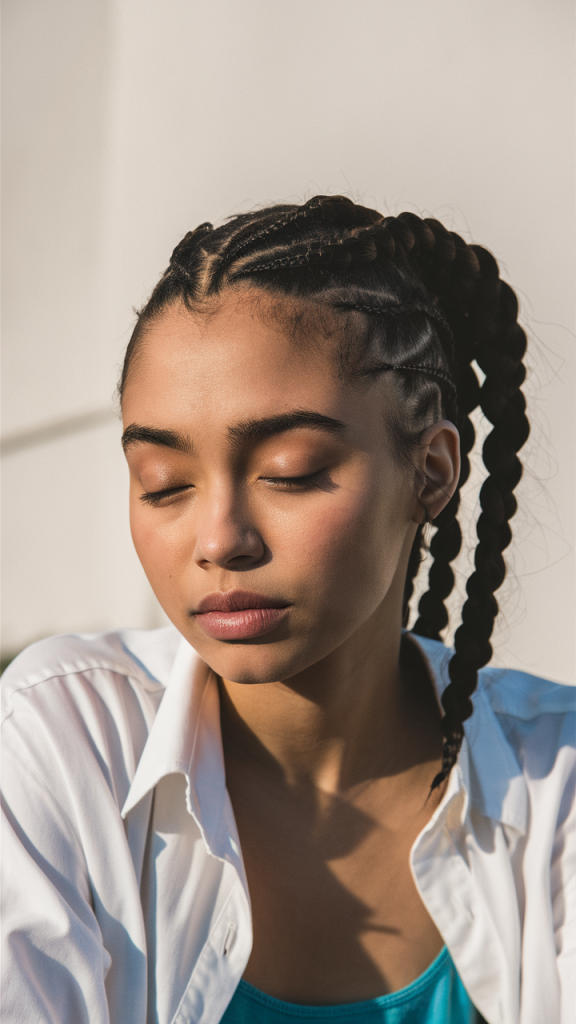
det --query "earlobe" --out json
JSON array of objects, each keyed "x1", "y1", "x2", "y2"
[{"x1": 412, "y1": 420, "x2": 460, "y2": 524}]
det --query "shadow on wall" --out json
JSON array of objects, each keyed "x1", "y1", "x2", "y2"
[{"x1": 1, "y1": 406, "x2": 170, "y2": 666}]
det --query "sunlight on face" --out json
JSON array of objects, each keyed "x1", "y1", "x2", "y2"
[{"x1": 121, "y1": 290, "x2": 421, "y2": 684}]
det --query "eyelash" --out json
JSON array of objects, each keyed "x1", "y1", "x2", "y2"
[
  {"x1": 262, "y1": 471, "x2": 323, "y2": 490},
  {"x1": 140, "y1": 471, "x2": 323, "y2": 505},
  {"x1": 139, "y1": 485, "x2": 193, "y2": 506}
]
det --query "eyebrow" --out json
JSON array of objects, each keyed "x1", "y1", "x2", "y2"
[
  {"x1": 227, "y1": 411, "x2": 347, "y2": 449},
  {"x1": 121, "y1": 424, "x2": 193, "y2": 453},
  {"x1": 121, "y1": 411, "x2": 346, "y2": 455}
]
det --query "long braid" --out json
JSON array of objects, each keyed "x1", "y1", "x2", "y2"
[
  {"x1": 122, "y1": 197, "x2": 530, "y2": 790},
  {"x1": 431, "y1": 250, "x2": 529, "y2": 788},
  {"x1": 391, "y1": 216, "x2": 529, "y2": 784}
]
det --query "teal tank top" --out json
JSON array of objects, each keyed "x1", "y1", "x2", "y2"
[{"x1": 220, "y1": 947, "x2": 478, "y2": 1023}]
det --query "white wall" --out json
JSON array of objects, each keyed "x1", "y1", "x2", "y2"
[{"x1": 2, "y1": 0, "x2": 574, "y2": 682}]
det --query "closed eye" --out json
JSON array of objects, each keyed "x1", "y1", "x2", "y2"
[
  {"x1": 261, "y1": 470, "x2": 327, "y2": 491},
  {"x1": 139, "y1": 484, "x2": 194, "y2": 506}
]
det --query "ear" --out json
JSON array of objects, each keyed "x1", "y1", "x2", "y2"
[{"x1": 411, "y1": 420, "x2": 460, "y2": 524}]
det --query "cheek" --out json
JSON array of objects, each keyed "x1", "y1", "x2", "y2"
[
  {"x1": 129, "y1": 500, "x2": 193, "y2": 587},
  {"x1": 279, "y1": 478, "x2": 410, "y2": 600}
]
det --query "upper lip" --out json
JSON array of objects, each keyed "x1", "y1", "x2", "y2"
[{"x1": 194, "y1": 590, "x2": 290, "y2": 614}]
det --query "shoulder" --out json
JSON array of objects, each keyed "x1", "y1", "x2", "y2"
[
  {"x1": 413, "y1": 635, "x2": 575, "y2": 807},
  {"x1": 478, "y1": 662, "x2": 575, "y2": 721},
  {"x1": 476, "y1": 662, "x2": 575, "y2": 792},
  {"x1": 1, "y1": 626, "x2": 182, "y2": 785},
  {"x1": 413, "y1": 636, "x2": 575, "y2": 841},
  {"x1": 1, "y1": 625, "x2": 182, "y2": 722},
  {"x1": 1, "y1": 625, "x2": 183, "y2": 820},
  {"x1": 413, "y1": 633, "x2": 575, "y2": 722}
]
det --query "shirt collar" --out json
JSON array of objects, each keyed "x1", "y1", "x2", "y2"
[
  {"x1": 122, "y1": 636, "x2": 233, "y2": 861},
  {"x1": 122, "y1": 631, "x2": 529, "y2": 846}
]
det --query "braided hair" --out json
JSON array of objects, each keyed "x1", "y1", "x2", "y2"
[{"x1": 120, "y1": 195, "x2": 529, "y2": 790}]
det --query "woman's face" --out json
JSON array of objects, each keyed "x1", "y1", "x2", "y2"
[{"x1": 122, "y1": 290, "x2": 426, "y2": 684}]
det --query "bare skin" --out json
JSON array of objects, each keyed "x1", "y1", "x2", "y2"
[{"x1": 122, "y1": 288, "x2": 460, "y2": 1004}]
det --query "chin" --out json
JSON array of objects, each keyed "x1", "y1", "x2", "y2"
[
  {"x1": 209, "y1": 647, "x2": 308, "y2": 686},
  {"x1": 186, "y1": 630, "x2": 325, "y2": 686}
]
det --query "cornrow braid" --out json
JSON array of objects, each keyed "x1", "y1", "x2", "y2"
[
  {"x1": 340, "y1": 301, "x2": 451, "y2": 332},
  {"x1": 233, "y1": 220, "x2": 398, "y2": 278},
  {"x1": 332, "y1": 300, "x2": 458, "y2": 395},
  {"x1": 377, "y1": 364, "x2": 457, "y2": 393},
  {"x1": 121, "y1": 195, "x2": 529, "y2": 792},
  {"x1": 216, "y1": 195, "x2": 375, "y2": 280}
]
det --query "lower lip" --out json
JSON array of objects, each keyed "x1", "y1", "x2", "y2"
[{"x1": 194, "y1": 606, "x2": 289, "y2": 640}]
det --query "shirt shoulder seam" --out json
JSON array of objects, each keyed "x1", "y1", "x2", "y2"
[{"x1": 2, "y1": 664, "x2": 163, "y2": 725}]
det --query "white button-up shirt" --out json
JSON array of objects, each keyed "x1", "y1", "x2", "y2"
[{"x1": 2, "y1": 626, "x2": 574, "y2": 1024}]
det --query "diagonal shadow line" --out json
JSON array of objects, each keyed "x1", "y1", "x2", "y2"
[{"x1": 1, "y1": 407, "x2": 118, "y2": 457}]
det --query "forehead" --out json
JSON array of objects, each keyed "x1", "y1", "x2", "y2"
[{"x1": 122, "y1": 291, "x2": 388, "y2": 435}]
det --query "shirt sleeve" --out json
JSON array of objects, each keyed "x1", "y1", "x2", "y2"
[{"x1": 1, "y1": 738, "x2": 112, "y2": 1024}]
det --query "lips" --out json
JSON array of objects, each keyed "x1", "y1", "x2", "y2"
[{"x1": 192, "y1": 590, "x2": 290, "y2": 640}]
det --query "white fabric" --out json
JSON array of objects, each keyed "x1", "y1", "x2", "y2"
[{"x1": 1, "y1": 625, "x2": 574, "y2": 1024}]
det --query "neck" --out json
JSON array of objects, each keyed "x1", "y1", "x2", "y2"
[{"x1": 218, "y1": 592, "x2": 441, "y2": 799}]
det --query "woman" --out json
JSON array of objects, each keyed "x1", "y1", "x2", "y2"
[{"x1": 2, "y1": 196, "x2": 574, "y2": 1024}]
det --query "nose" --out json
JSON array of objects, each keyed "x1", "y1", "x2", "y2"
[{"x1": 192, "y1": 491, "x2": 265, "y2": 569}]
